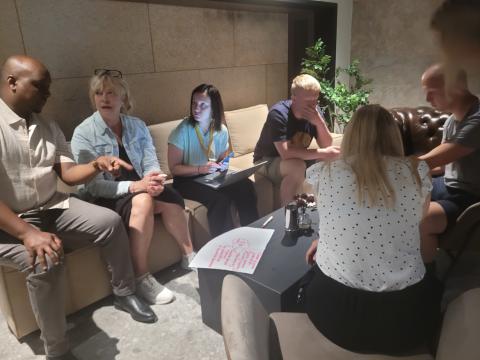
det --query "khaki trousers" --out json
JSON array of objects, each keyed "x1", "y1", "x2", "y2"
[{"x1": 0, "y1": 197, "x2": 135, "y2": 356}]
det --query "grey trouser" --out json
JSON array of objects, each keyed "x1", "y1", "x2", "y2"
[{"x1": 0, "y1": 197, "x2": 135, "y2": 356}]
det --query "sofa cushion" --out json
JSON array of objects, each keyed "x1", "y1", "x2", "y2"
[
  {"x1": 230, "y1": 152, "x2": 254, "y2": 169},
  {"x1": 270, "y1": 312, "x2": 433, "y2": 360},
  {"x1": 390, "y1": 107, "x2": 449, "y2": 156},
  {"x1": 436, "y1": 288, "x2": 480, "y2": 360},
  {"x1": 225, "y1": 104, "x2": 269, "y2": 156},
  {"x1": 148, "y1": 119, "x2": 183, "y2": 177},
  {"x1": 307, "y1": 133, "x2": 343, "y2": 149}
]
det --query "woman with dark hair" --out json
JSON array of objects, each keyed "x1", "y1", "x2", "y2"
[
  {"x1": 304, "y1": 105, "x2": 441, "y2": 355},
  {"x1": 168, "y1": 84, "x2": 259, "y2": 237}
]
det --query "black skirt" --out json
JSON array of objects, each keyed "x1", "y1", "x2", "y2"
[
  {"x1": 94, "y1": 185, "x2": 185, "y2": 229},
  {"x1": 305, "y1": 265, "x2": 442, "y2": 355}
]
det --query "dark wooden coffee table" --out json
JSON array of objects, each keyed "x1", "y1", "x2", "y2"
[{"x1": 198, "y1": 207, "x2": 318, "y2": 333}]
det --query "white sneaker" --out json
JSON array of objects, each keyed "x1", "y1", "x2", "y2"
[
  {"x1": 181, "y1": 252, "x2": 197, "y2": 271},
  {"x1": 136, "y1": 273, "x2": 175, "y2": 305}
]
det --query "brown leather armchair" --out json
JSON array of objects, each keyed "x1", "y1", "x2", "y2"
[
  {"x1": 391, "y1": 106, "x2": 449, "y2": 156},
  {"x1": 390, "y1": 107, "x2": 480, "y2": 259}
]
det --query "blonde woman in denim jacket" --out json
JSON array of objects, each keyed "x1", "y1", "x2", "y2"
[{"x1": 71, "y1": 70, "x2": 195, "y2": 306}]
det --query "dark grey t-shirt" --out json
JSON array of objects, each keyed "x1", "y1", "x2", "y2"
[{"x1": 444, "y1": 98, "x2": 480, "y2": 196}]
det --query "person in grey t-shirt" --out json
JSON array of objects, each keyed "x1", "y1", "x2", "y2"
[{"x1": 419, "y1": 63, "x2": 480, "y2": 264}]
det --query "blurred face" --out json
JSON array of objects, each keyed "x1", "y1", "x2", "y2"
[
  {"x1": 13, "y1": 68, "x2": 51, "y2": 114},
  {"x1": 291, "y1": 88, "x2": 319, "y2": 119},
  {"x1": 191, "y1": 91, "x2": 212, "y2": 124},
  {"x1": 422, "y1": 84, "x2": 451, "y2": 112},
  {"x1": 94, "y1": 86, "x2": 123, "y2": 119},
  {"x1": 436, "y1": 32, "x2": 480, "y2": 77}
]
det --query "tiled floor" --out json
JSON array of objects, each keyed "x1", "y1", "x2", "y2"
[
  {"x1": 1, "y1": 251, "x2": 479, "y2": 360},
  {"x1": 0, "y1": 266, "x2": 227, "y2": 360}
]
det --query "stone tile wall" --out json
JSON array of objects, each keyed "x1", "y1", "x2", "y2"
[
  {"x1": 351, "y1": 0, "x2": 444, "y2": 108},
  {"x1": 1, "y1": 0, "x2": 288, "y2": 138}
]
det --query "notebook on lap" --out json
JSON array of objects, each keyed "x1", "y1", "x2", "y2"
[{"x1": 193, "y1": 160, "x2": 268, "y2": 190}]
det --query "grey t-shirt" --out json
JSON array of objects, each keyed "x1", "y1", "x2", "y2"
[{"x1": 444, "y1": 98, "x2": 480, "y2": 196}]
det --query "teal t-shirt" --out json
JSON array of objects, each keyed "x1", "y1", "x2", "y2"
[{"x1": 168, "y1": 118, "x2": 230, "y2": 166}]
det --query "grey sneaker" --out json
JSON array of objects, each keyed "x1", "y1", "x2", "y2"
[
  {"x1": 136, "y1": 273, "x2": 175, "y2": 305},
  {"x1": 181, "y1": 252, "x2": 197, "y2": 271}
]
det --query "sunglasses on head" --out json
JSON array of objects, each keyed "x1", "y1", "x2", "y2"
[{"x1": 94, "y1": 69, "x2": 123, "y2": 78}]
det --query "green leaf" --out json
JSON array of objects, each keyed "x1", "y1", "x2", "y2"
[{"x1": 300, "y1": 38, "x2": 373, "y2": 130}]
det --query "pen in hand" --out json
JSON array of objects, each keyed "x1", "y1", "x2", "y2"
[{"x1": 261, "y1": 215, "x2": 274, "y2": 228}]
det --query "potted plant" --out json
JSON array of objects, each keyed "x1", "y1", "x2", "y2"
[{"x1": 301, "y1": 39, "x2": 372, "y2": 132}]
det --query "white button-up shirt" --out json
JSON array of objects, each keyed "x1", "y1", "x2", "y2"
[{"x1": 0, "y1": 98, "x2": 74, "y2": 214}]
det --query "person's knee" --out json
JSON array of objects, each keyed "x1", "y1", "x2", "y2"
[
  {"x1": 155, "y1": 200, "x2": 184, "y2": 215},
  {"x1": 421, "y1": 203, "x2": 448, "y2": 235},
  {"x1": 420, "y1": 217, "x2": 443, "y2": 237},
  {"x1": 27, "y1": 258, "x2": 65, "y2": 280},
  {"x1": 131, "y1": 193, "x2": 154, "y2": 217},
  {"x1": 419, "y1": 218, "x2": 431, "y2": 235},
  {"x1": 172, "y1": 203, "x2": 187, "y2": 216},
  {"x1": 280, "y1": 159, "x2": 306, "y2": 181},
  {"x1": 95, "y1": 207, "x2": 125, "y2": 236}
]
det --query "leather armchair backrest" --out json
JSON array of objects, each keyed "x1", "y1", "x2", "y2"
[{"x1": 390, "y1": 107, "x2": 450, "y2": 156}]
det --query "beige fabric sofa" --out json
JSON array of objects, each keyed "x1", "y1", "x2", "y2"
[
  {"x1": 0, "y1": 104, "x2": 340, "y2": 339},
  {"x1": 222, "y1": 274, "x2": 480, "y2": 360}
]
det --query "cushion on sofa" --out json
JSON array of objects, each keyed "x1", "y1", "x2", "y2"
[
  {"x1": 225, "y1": 104, "x2": 269, "y2": 156},
  {"x1": 390, "y1": 107, "x2": 449, "y2": 156},
  {"x1": 307, "y1": 133, "x2": 343, "y2": 149},
  {"x1": 149, "y1": 119, "x2": 183, "y2": 177},
  {"x1": 270, "y1": 312, "x2": 433, "y2": 360},
  {"x1": 229, "y1": 152, "x2": 254, "y2": 169},
  {"x1": 436, "y1": 288, "x2": 480, "y2": 360}
]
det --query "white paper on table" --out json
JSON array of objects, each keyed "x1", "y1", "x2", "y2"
[{"x1": 189, "y1": 226, "x2": 274, "y2": 274}]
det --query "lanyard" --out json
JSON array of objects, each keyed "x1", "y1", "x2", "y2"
[{"x1": 194, "y1": 124, "x2": 214, "y2": 159}]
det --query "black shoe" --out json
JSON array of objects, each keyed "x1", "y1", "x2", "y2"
[
  {"x1": 114, "y1": 294, "x2": 158, "y2": 323},
  {"x1": 46, "y1": 351, "x2": 78, "y2": 360}
]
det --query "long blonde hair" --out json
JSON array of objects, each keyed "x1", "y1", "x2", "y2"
[{"x1": 341, "y1": 104, "x2": 405, "y2": 207}]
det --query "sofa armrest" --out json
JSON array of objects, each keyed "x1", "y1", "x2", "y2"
[
  {"x1": 221, "y1": 275, "x2": 270, "y2": 360},
  {"x1": 436, "y1": 288, "x2": 480, "y2": 360},
  {"x1": 440, "y1": 202, "x2": 480, "y2": 250}
]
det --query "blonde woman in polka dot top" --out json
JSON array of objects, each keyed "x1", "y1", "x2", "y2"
[{"x1": 304, "y1": 105, "x2": 442, "y2": 355}]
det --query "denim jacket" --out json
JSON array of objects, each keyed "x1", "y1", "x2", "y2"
[{"x1": 71, "y1": 111, "x2": 161, "y2": 200}]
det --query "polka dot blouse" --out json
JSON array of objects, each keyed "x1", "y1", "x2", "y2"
[{"x1": 306, "y1": 157, "x2": 432, "y2": 292}]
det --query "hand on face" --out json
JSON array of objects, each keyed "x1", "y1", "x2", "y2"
[
  {"x1": 292, "y1": 88, "x2": 320, "y2": 123},
  {"x1": 300, "y1": 105, "x2": 324, "y2": 125}
]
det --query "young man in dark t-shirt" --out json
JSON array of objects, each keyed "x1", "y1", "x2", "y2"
[
  {"x1": 419, "y1": 64, "x2": 480, "y2": 264},
  {"x1": 253, "y1": 74, "x2": 340, "y2": 206}
]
